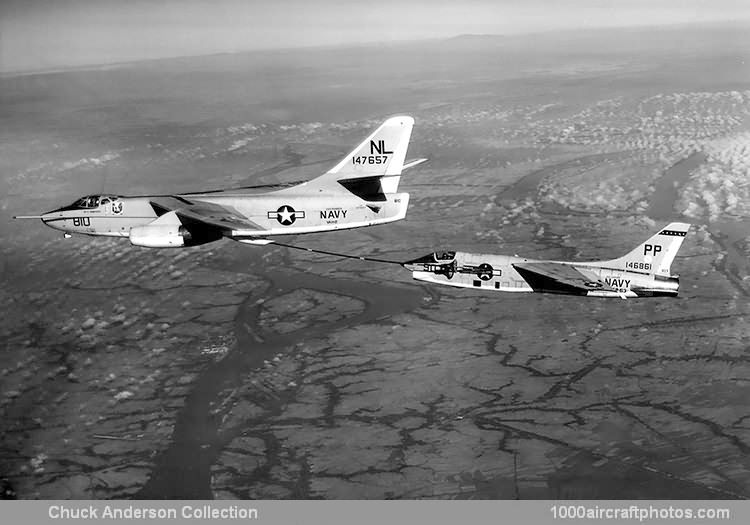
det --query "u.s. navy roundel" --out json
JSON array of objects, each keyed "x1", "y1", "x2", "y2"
[
  {"x1": 268, "y1": 205, "x2": 305, "y2": 226},
  {"x1": 477, "y1": 263, "x2": 494, "y2": 281}
]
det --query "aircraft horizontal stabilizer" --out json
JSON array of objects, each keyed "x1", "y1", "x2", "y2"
[{"x1": 402, "y1": 158, "x2": 428, "y2": 170}]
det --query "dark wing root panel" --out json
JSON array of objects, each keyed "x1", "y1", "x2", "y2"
[
  {"x1": 149, "y1": 197, "x2": 264, "y2": 243},
  {"x1": 175, "y1": 214, "x2": 226, "y2": 245},
  {"x1": 338, "y1": 176, "x2": 388, "y2": 202},
  {"x1": 149, "y1": 201, "x2": 170, "y2": 217},
  {"x1": 513, "y1": 265, "x2": 589, "y2": 296},
  {"x1": 148, "y1": 199, "x2": 226, "y2": 245}
]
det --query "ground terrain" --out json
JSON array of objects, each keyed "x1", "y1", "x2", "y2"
[{"x1": 1, "y1": 23, "x2": 750, "y2": 499}]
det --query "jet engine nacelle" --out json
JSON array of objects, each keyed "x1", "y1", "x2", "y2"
[{"x1": 129, "y1": 224, "x2": 190, "y2": 248}]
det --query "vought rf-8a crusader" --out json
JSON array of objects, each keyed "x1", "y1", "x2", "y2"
[
  {"x1": 15, "y1": 116, "x2": 425, "y2": 248},
  {"x1": 404, "y1": 223, "x2": 691, "y2": 299}
]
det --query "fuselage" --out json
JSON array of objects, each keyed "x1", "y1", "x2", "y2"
[
  {"x1": 404, "y1": 251, "x2": 679, "y2": 298},
  {"x1": 39, "y1": 191, "x2": 409, "y2": 239}
]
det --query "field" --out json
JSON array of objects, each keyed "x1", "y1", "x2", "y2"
[{"x1": 1, "y1": 23, "x2": 750, "y2": 499}]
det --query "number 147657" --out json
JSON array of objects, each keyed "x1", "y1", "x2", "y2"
[{"x1": 352, "y1": 155, "x2": 388, "y2": 165}]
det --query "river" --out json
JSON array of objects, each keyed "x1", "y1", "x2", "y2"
[{"x1": 135, "y1": 267, "x2": 425, "y2": 498}]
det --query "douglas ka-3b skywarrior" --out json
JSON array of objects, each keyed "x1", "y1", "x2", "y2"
[
  {"x1": 403, "y1": 223, "x2": 690, "y2": 299},
  {"x1": 15, "y1": 116, "x2": 425, "y2": 248}
]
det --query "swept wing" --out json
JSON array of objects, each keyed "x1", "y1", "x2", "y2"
[
  {"x1": 513, "y1": 262, "x2": 617, "y2": 295},
  {"x1": 149, "y1": 197, "x2": 262, "y2": 237}
]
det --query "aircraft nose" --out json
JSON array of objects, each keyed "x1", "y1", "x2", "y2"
[{"x1": 40, "y1": 210, "x2": 64, "y2": 229}]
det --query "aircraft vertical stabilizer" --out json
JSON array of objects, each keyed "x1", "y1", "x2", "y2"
[
  {"x1": 295, "y1": 116, "x2": 414, "y2": 196},
  {"x1": 603, "y1": 222, "x2": 690, "y2": 276}
]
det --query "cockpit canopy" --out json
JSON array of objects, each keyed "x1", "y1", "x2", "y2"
[
  {"x1": 403, "y1": 251, "x2": 456, "y2": 267},
  {"x1": 402, "y1": 251, "x2": 457, "y2": 277},
  {"x1": 70, "y1": 195, "x2": 119, "y2": 209},
  {"x1": 434, "y1": 251, "x2": 456, "y2": 261}
]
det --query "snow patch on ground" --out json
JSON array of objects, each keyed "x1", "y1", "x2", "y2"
[
  {"x1": 114, "y1": 390, "x2": 134, "y2": 401},
  {"x1": 61, "y1": 152, "x2": 120, "y2": 171},
  {"x1": 678, "y1": 131, "x2": 750, "y2": 221},
  {"x1": 533, "y1": 91, "x2": 750, "y2": 214}
]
